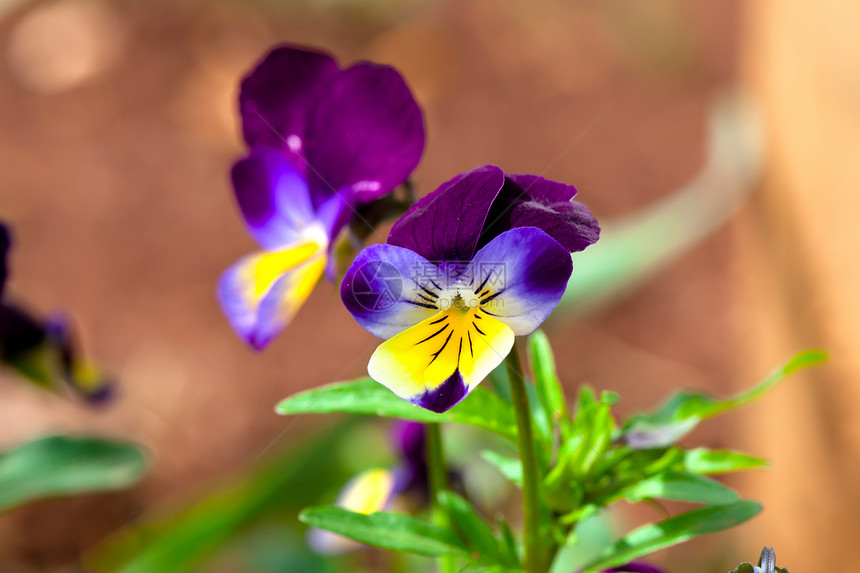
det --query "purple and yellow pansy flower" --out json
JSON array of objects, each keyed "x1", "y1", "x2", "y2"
[
  {"x1": 341, "y1": 165, "x2": 599, "y2": 413},
  {"x1": 218, "y1": 46, "x2": 425, "y2": 349},
  {"x1": 309, "y1": 421, "x2": 430, "y2": 554}
]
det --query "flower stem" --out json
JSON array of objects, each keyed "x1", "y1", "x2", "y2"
[
  {"x1": 426, "y1": 423, "x2": 456, "y2": 573},
  {"x1": 506, "y1": 341, "x2": 544, "y2": 573}
]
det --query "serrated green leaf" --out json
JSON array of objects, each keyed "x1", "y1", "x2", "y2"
[
  {"x1": 622, "y1": 351, "x2": 826, "y2": 447},
  {"x1": 299, "y1": 507, "x2": 467, "y2": 557},
  {"x1": 277, "y1": 378, "x2": 517, "y2": 441},
  {"x1": 0, "y1": 435, "x2": 146, "y2": 512},
  {"x1": 527, "y1": 331, "x2": 569, "y2": 424},
  {"x1": 481, "y1": 450, "x2": 523, "y2": 487},
  {"x1": 438, "y1": 491, "x2": 500, "y2": 563},
  {"x1": 580, "y1": 500, "x2": 762, "y2": 572},
  {"x1": 682, "y1": 449, "x2": 768, "y2": 475},
  {"x1": 613, "y1": 471, "x2": 739, "y2": 505}
]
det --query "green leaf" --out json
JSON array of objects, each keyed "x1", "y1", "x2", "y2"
[
  {"x1": 496, "y1": 516, "x2": 521, "y2": 569},
  {"x1": 731, "y1": 564, "x2": 756, "y2": 573},
  {"x1": 277, "y1": 378, "x2": 517, "y2": 441},
  {"x1": 579, "y1": 500, "x2": 762, "y2": 572},
  {"x1": 86, "y1": 420, "x2": 356, "y2": 573},
  {"x1": 613, "y1": 471, "x2": 739, "y2": 505},
  {"x1": 0, "y1": 435, "x2": 146, "y2": 512},
  {"x1": 682, "y1": 449, "x2": 768, "y2": 475},
  {"x1": 622, "y1": 351, "x2": 827, "y2": 447},
  {"x1": 527, "y1": 331, "x2": 569, "y2": 424},
  {"x1": 438, "y1": 491, "x2": 500, "y2": 563},
  {"x1": 481, "y1": 450, "x2": 523, "y2": 487},
  {"x1": 299, "y1": 507, "x2": 467, "y2": 557}
]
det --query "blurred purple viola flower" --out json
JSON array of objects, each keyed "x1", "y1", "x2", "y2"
[
  {"x1": 309, "y1": 421, "x2": 431, "y2": 554},
  {"x1": 218, "y1": 45, "x2": 425, "y2": 350},
  {"x1": 0, "y1": 221, "x2": 111, "y2": 404},
  {"x1": 341, "y1": 165, "x2": 599, "y2": 413}
]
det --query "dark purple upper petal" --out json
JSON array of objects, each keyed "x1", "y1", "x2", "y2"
[
  {"x1": 304, "y1": 62, "x2": 425, "y2": 209},
  {"x1": 507, "y1": 173, "x2": 578, "y2": 202},
  {"x1": 239, "y1": 45, "x2": 339, "y2": 152},
  {"x1": 388, "y1": 165, "x2": 505, "y2": 265},
  {"x1": 231, "y1": 149, "x2": 317, "y2": 249},
  {"x1": 508, "y1": 200, "x2": 600, "y2": 253},
  {"x1": 478, "y1": 174, "x2": 600, "y2": 253}
]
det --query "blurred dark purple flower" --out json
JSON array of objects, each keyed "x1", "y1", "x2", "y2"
[
  {"x1": 341, "y1": 165, "x2": 599, "y2": 412},
  {"x1": 0, "y1": 221, "x2": 111, "y2": 404},
  {"x1": 218, "y1": 45, "x2": 425, "y2": 350}
]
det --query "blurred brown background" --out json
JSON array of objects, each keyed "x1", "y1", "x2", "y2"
[{"x1": 0, "y1": 0, "x2": 855, "y2": 570}]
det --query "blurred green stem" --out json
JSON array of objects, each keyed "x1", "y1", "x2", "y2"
[
  {"x1": 426, "y1": 423, "x2": 456, "y2": 573},
  {"x1": 506, "y1": 341, "x2": 544, "y2": 573}
]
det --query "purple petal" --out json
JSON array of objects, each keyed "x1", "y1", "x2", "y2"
[
  {"x1": 388, "y1": 165, "x2": 505, "y2": 264},
  {"x1": 391, "y1": 421, "x2": 426, "y2": 465},
  {"x1": 239, "y1": 45, "x2": 339, "y2": 152},
  {"x1": 304, "y1": 63, "x2": 425, "y2": 208},
  {"x1": 315, "y1": 191, "x2": 356, "y2": 248},
  {"x1": 509, "y1": 200, "x2": 600, "y2": 253},
  {"x1": 340, "y1": 244, "x2": 440, "y2": 339},
  {"x1": 416, "y1": 371, "x2": 468, "y2": 413},
  {"x1": 506, "y1": 173, "x2": 578, "y2": 202},
  {"x1": 463, "y1": 227, "x2": 572, "y2": 335},
  {"x1": 218, "y1": 243, "x2": 327, "y2": 350},
  {"x1": 602, "y1": 562, "x2": 666, "y2": 573},
  {"x1": 478, "y1": 175, "x2": 600, "y2": 253},
  {"x1": 231, "y1": 149, "x2": 318, "y2": 249}
]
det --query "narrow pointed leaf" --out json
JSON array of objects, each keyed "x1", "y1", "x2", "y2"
[
  {"x1": 438, "y1": 491, "x2": 500, "y2": 563},
  {"x1": 527, "y1": 330, "x2": 569, "y2": 423},
  {"x1": 299, "y1": 506, "x2": 467, "y2": 557},
  {"x1": 682, "y1": 449, "x2": 768, "y2": 475},
  {"x1": 580, "y1": 500, "x2": 762, "y2": 572},
  {"x1": 277, "y1": 378, "x2": 517, "y2": 440},
  {"x1": 613, "y1": 471, "x2": 739, "y2": 505}
]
